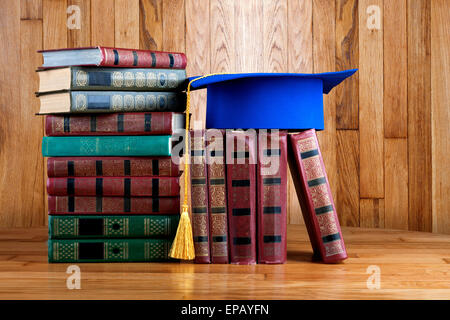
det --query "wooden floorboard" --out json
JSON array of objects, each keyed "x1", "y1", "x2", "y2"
[{"x1": 0, "y1": 225, "x2": 448, "y2": 300}]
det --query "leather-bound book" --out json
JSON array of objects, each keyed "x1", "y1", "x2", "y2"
[
  {"x1": 288, "y1": 129, "x2": 347, "y2": 263},
  {"x1": 257, "y1": 130, "x2": 288, "y2": 264},
  {"x1": 226, "y1": 130, "x2": 257, "y2": 265}
]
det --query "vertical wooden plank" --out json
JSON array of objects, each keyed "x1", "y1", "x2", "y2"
[
  {"x1": 21, "y1": 0, "x2": 43, "y2": 19},
  {"x1": 287, "y1": 0, "x2": 312, "y2": 224},
  {"x1": 211, "y1": 0, "x2": 235, "y2": 73},
  {"x1": 408, "y1": 0, "x2": 431, "y2": 232},
  {"x1": 360, "y1": 199, "x2": 384, "y2": 228},
  {"x1": 431, "y1": 0, "x2": 450, "y2": 234},
  {"x1": 67, "y1": 0, "x2": 91, "y2": 47},
  {"x1": 263, "y1": 0, "x2": 287, "y2": 73},
  {"x1": 384, "y1": 0, "x2": 407, "y2": 138},
  {"x1": 114, "y1": 0, "x2": 139, "y2": 48},
  {"x1": 162, "y1": 0, "x2": 185, "y2": 52},
  {"x1": 139, "y1": 0, "x2": 162, "y2": 50},
  {"x1": 234, "y1": 0, "x2": 263, "y2": 72},
  {"x1": 312, "y1": 0, "x2": 337, "y2": 201},
  {"x1": 20, "y1": 20, "x2": 45, "y2": 226},
  {"x1": 186, "y1": 0, "x2": 210, "y2": 126},
  {"x1": 384, "y1": 138, "x2": 408, "y2": 230},
  {"x1": 336, "y1": 130, "x2": 359, "y2": 227},
  {"x1": 335, "y1": 0, "x2": 358, "y2": 129},
  {"x1": 43, "y1": 0, "x2": 68, "y2": 50},
  {"x1": 358, "y1": 0, "x2": 384, "y2": 198},
  {"x1": 0, "y1": 1, "x2": 21, "y2": 227},
  {"x1": 91, "y1": 0, "x2": 115, "y2": 46}
]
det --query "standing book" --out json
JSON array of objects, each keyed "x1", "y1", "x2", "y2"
[
  {"x1": 288, "y1": 129, "x2": 347, "y2": 263},
  {"x1": 226, "y1": 130, "x2": 257, "y2": 265},
  {"x1": 257, "y1": 130, "x2": 288, "y2": 264}
]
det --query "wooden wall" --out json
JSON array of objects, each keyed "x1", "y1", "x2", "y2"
[{"x1": 0, "y1": 0, "x2": 448, "y2": 234}]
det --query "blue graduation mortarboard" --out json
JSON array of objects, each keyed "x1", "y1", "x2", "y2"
[{"x1": 189, "y1": 69, "x2": 357, "y2": 130}]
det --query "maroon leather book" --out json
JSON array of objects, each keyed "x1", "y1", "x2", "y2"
[
  {"x1": 226, "y1": 130, "x2": 257, "y2": 265},
  {"x1": 288, "y1": 129, "x2": 347, "y2": 263},
  {"x1": 48, "y1": 196, "x2": 179, "y2": 215},
  {"x1": 190, "y1": 130, "x2": 211, "y2": 263},
  {"x1": 47, "y1": 177, "x2": 179, "y2": 197},
  {"x1": 205, "y1": 129, "x2": 228, "y2": 264},
  {"x1": 39, "y1": 46, "x2": 187, "y2": 69},
  {"x1": 45, "y1": 113, "x2": 184, "y2": 136},
  {"x1": 257, "y1": 130, "x2": 288, "y2": 264},
  {"x1": 47, "y1": 157, "x2": 180, "y2": 177}
]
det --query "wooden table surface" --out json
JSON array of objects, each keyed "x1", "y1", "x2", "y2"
[{"x1": 0, "y1": 225, "x2": 449, "y2": 300}]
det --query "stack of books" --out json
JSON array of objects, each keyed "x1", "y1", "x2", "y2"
[
  {"x1": 37, "y1": 46, "x2": 187, "y2": 262},
  {"x1": 190, "y1": 129, "x2": 347, "y2": 264}
]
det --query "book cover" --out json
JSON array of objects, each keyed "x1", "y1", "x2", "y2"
[
  {"x1": 48, "y1": 238, "x2": 174, "y2": 262},
  {"x1": 42, "y1": 136, "x2": 172, "y2": 157},
  {"x1": 205, "y1": 129, "x2": 228, "y2": 264},
  {"x1": 45, "y1": 112, "x2": 184, "y2": 136},
  {"x1": 190, "y1": 130, "x2": 211, "y2": 263},
  {"x1": 39, "y1": 46, "x2": 187, "y2": 69},
  {"x1": 47, "y1": 157, "x2": 180, "y2": 177},
  {"x1": 288, "y1": 129, "x2": 347, "y2": 263},
  {"x1": 226, "y1": 130, "x2": 257, "y2": 265},
  {"x1": 47, "y1": 177, "x2": 180, "y2": 197},
  {"x1": 48, "y1": 196, "x2": 180, "y2": 215},
  {"x1": 38, "y1": 67, "x2": 187, "y2": 92},
  {"x1": 38, "y1": 91, "x2": 186, "y2": 114},
  {"x1": 257, "y1": 130, "x2": 288, "y2": 264},
  {"x1": 49, "y1": 215, "x2": 179, "y2": 239}
]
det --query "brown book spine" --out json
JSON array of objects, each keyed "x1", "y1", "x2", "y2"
[
  {"x1": 206, "y1": 129, "x2": 229, "y2": 264},
  {"x1": 288, "y1": 129, "x2": 347, "y2": 263},
  {"x1": 190, "y1": 130, "x2": 211, "y2": 263},
  {"x1": 257, "y1": 130, "x2": 288, "y2": 264}
]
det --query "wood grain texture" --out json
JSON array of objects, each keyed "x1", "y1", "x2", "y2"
[
  {"x1": 385, "y1": 138, "x2": 408, "y2": 230},
  {"x1": 286, "y1": 0, "x2": 312, "y2": 224},
  {"x1": 234, "y1": 0, "x2": 263, "y2": 72},
  {"x1": 408, "y1": 0, "x2": 431, "y2": 232},
  {"x1": 360, "y1": 198, "x2": 384, "y2": 229},
  {"x1": 335, "y1": 0, "x2": 358, "y2": 129},
  {"x1": 91, "y1": 0, "x2": 115, "y2": 46},
  {"x1": 358, "y1": 0, "x2": 384, "y2": 198},
  {"x1": 384, "y1": 0, "x2": 407, "y2": 138},
  {"x1": 210, "y1": 0, "x2": 235, "y2": 73},
  {"x1": 0, "y1": 225, "x2": 449, "y2": 299},
  {"x1": 67, "y1": 0, "x2": 91, "y2": 47},
  {"x1": 431, "y1": 0, "x2": 450, "y2": 234},
  {"x1": 312, "y1": 0, "x2": 337, "y2": 202},
  {"x1": 162, "y1": 0, "x2": 185, "y2": 52},
  {"x1": 21, "y1": 0, "x2": 42, "y2": 20},
  {"x1": 263, "y1": 0, "x2": 287, "y2": 73},
  {"x1": 336, "y1": 130, "x2": 359, "y2": 227},
  {"x1": 43, "y1": 0, "x2": 67, "y2": 50},
  {"x1": 139, "y1": 0, "x2": 162, "y2": 50},
  {"x1": 186, "y1": 0, "x2": 210, "y2": 126},
  {"x1": 114, "y1": 0, "x2": 139, "y2": 48}
]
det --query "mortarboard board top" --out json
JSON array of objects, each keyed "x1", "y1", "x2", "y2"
[{"x1": 189, "y1": 69, "x2": 357, "y2": 130}]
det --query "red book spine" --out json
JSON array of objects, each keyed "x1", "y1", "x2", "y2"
[
  {"x1": 257, "y1": 130, "x2": 288, "y2": 264},
  {"x1": 190, "y1": 130, "x2": 211, "y2": 263},
  {"x1": 45, "y1": 113, "x2": 176, "y2": 136},
  {"x1": 288, "y1": 129, "x2": 347, "y2": 263},
  {"x1": 47, "y1": 157, "x2": 180, "y2": 177},
  {"x1": 99, "y1": 47, "x2": 187, "y2": 69},
  {"x1": 47, "y1": 177, "x2": 179, "y2": 197},
  {"x1": 48, "y1": 196, "x2": 179, "y2": 215},
  {"x1": 226, "y1": 130, "x2": 257, "y2": 265},
  {"x1": 205, "y1": 129, "x2": 228, "y2": 264}
]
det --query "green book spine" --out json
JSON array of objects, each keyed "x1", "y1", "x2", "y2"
[
  {"x1": 70, "y1": 91, "x2": 186, "y2": 113},
  {"x1": 48, "y1": 238, "x2": 174, "y2": 262},
  {"x1": 42, "y1": 136, "x2": 171, "y2": 156},
  {"x1": 70, "y1": 67, "x2": 187, "y2": 91},
  {"x1": 49, "y1": 215, "x2": 180, "y2": 239}
]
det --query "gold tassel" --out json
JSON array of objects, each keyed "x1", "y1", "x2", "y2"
[{"x1": 169, "y1": 73, "x2": 227, "y2": 260}]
